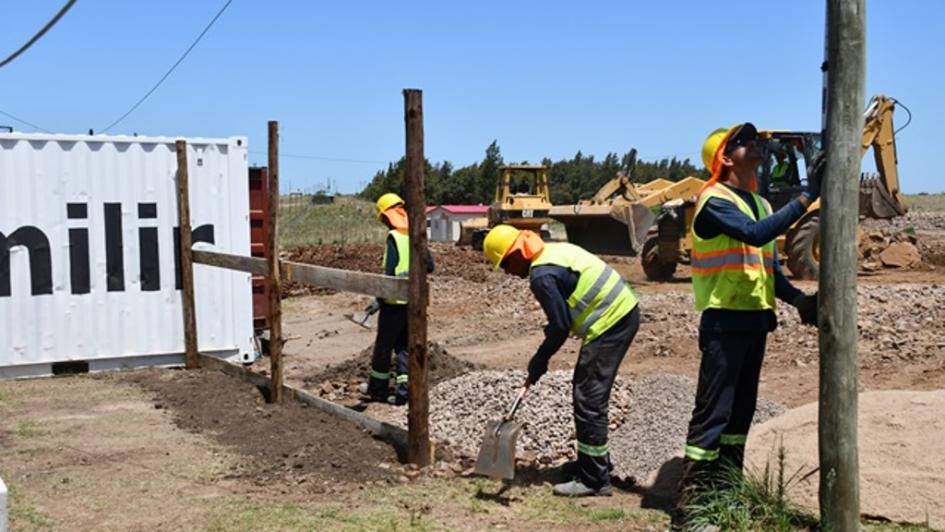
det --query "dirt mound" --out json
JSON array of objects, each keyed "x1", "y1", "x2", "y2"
[
  {"x1": 117, "y1": 368, "x2": 400, "y2": 491},
  {"x1": 281, "y1": 242, "x2": 494, "y2": 297},
  {"x1": 746, "y1": 390, "x2": 945, "y2": 529},
  {"x1": 303, "y1": 341, "x2": 481, "y2": 401}
]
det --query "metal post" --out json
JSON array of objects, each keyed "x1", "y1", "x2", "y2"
[
  {"x1": 819, "y1": 0, "x2": 864, "y2": 529},
  {"x1": 404, "y1": 89, "x2": 431, "y2": 466},
  {"x1": 175, "y1": 140, "x2": 199, "y2": 370},
  {"x1": 267, "y1": 121, "x2": 284, "y2": 403}
]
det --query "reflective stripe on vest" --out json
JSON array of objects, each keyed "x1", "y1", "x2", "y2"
[
  {"x1": 530, "y1": 242, "x2": 638, "y2": 344},
  {"x1": 691, "y1": 184, "x2": 776, "y2": 312},
  {"x1": 382, "y1": 230, "x2": 410, "y2": 305}
]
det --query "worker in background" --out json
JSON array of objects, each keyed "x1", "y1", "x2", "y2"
[
  {"x1": 677, "y1": 123, "x2": 821, "y2": 516},
  {"x1": 482, "y1": 224, "x2": 640, "y2": 497},
  {"x1": 358, "y1": 192, "x2": 434, "y2": 406}
]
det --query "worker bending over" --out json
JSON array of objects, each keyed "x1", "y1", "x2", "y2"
[
  {"x1": 483, "y1": 225, "x2": 639, "y2": 497},
  {"x1": 359, "y1": 192, "x2": 433, "y2": 406}
]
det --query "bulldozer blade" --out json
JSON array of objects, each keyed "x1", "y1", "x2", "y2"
[
  {"x1": 345, "y1": 312, "x2": 373, "y2": 330},
  {"x1": 473, "y1": 419, "x2": 524, "y2": 480},
  {"x1": 625, "y1": 203, "x2": 656, "y2": 254}
]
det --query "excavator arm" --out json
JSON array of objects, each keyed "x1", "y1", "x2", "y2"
[{"x1": 860, "y1": 95, "x2": 907, "y2": 218}]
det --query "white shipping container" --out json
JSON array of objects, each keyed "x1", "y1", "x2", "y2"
[{"x1": 0, "y1": 133, "x2": 254, "y2": 378}]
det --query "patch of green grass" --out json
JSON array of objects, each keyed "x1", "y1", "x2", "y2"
[
  {"x1": 682, "y1": 446, "x2": 818, "y2": 532},
  {"x1": 280, "y1": 195, "x2": 387, "y2": 249},
  {"x1": 520, "y1": 487, "x2": 661, "y2": 526},
  {"x1": 903, "y1": 193, "x2": 945, "y2": 213},
  {"x1": 8, "y1": 484, "x2": 57, "y2": 530},
  {"x1": 15, "y1": 419, "x2": 46, "y2": 439}
]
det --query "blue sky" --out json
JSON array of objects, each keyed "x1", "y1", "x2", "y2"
[{"x1": 1, "y1": 1, "x2": 942, "y2": 193}]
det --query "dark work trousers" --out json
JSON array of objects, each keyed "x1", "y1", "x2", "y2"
[
  {"x1": 573, "y1": 305, "x2": 640, "y2": 489},
  {"x1": 685, "y1": 329, "x2": 768, "y2": 474},
  {"x1": 367, "y1": 303, "x2": 409, "y2": 398}
]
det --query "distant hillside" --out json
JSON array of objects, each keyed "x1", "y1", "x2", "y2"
[{"x1": 279, "y1": 195, "x2": 387, "y2": 249}]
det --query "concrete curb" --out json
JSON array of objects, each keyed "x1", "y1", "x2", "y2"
[
  {"x1": 0, "y1": 475, "x2": 7, "y2": 532},
  {"x1": 197, "y1": 353, "x2": 409, "y2": 456}
]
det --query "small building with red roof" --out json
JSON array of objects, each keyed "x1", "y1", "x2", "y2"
[{"x1": 425, "y1": 204, "x2": 489, "y2": 242}]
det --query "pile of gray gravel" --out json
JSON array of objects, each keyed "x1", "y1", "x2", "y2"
[
  {"x1": 609, "y1": 373, "x2": 786, "y2": 482},
  {"x1": 415, "y1": 370, "x2": 786, "y2": 483},
  {"x1": 424, "y1": 369, "x2": 632, "y2": 464}
]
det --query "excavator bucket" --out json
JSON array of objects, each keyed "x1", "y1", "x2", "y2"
[{"x1": 860, "y1": 174, "x2": 907, "y2": 219}]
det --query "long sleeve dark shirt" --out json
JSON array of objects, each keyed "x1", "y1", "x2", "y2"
[
  {"x1": 528, "y1": 265, "x2": 579, "y2": 367},
  {"x1": 693, "y1": 183, "x2": 805, "y2": 332}
]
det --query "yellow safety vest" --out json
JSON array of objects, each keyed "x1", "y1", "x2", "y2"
[
  {"x1": 691, "y1": 184, "x2": 775, "y2": 312},
  {"x1": 530, "y1": 243, "x2": 638, "y2": 344},
  {"x1": 382, "y1": 229, "x2": 410, "y2": 305}
]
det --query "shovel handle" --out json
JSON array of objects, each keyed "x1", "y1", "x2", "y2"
[{"x1": 503, "y1": 386, "x2": 528, "y2": 422}]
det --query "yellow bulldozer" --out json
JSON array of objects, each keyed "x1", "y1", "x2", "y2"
[
  {"x1": 640, "y1": 94, "x2": 908, "y2": 281},
  {"x1": 458, "y1": 164, "x2": 554, "y2": 249}
]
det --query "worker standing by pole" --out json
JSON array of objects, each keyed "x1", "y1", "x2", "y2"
[
  {"x1": 675, "y1": 123, "x2": 824, "y2": 524},
  {"x1": 358, "y1": 193, "x2": 434, "y2": 406},
  {"x1": 482, "y1": 224, "x2": 640, "y2": 497}
]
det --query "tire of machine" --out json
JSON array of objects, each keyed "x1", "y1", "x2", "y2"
[
  {"x1": 471, "y1": 229, "x2": 487, "y2": 251},
  {"x1": 641, "y1": 233, "x2": 677, "y2": 281},
  {"x1": 786, "y1": 213, "x2": 820, "y2": 280}
]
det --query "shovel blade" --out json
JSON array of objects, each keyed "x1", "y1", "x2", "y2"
[{"x1": 473, "y1": 419, "x2": 524, "y2": 480}]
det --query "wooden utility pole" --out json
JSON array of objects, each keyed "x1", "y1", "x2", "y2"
[
  {"x1": 404, "y1": 89, "x2": 431, "y2": 466},
  {"x1": 267, "y1": 121, "x2": 284, "y2": 403},
  {"x1": 819, "y1": 0, "x2": 864, "y2": 529},
  {"x1": 175, "y1": 140, "x2": 199, "y2": 370}
]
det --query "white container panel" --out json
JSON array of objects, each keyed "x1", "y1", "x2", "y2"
[{"x1": 0, "y1": 133, "x2": 253, "y2": 376}]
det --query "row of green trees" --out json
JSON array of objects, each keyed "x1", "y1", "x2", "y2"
[{"x1": 357, "y1": 141, "x2": 709, "y2": 205}]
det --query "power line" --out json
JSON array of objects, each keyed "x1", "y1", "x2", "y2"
[
  {"x1": 250, "y1": 150, "x2": 389, "y2": 165},
  {"x1": 0, "y1": 0, "x2": 77, "y2": 69},
  {"x1": 98, "y1": 0, "x2": 233, "y2": 134},
  {"x1": 0, "y1": 109, "x2": 52, "y2": 133}
]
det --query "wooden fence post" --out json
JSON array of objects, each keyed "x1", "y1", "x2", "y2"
[
  {"x1": 175, "y1": 140, "x2": 199, "y2": 369},
  {"x1": 819, "y1": 0, "x2": 864, "y2": 528},
  {"x1": 404, "y1": 89, "x2": 431, "y2": 466},
  {"x1": 267, "y1": 121, "x2": 284, "y2": 403}
]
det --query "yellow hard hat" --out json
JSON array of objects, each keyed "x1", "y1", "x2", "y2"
[
  {"x1": 483, "y1": 224, "x2": 520, "y2": 270},
  {"x1": 701, "y1": 127, "x2": 730, "y2": 170},
  {"x1": 375, "y1": 192, "x2": 404, "y2": 219}
]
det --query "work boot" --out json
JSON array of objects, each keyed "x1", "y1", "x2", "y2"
[
  {"x1": 358, "y1": 382, "x2": 390, "y2": 402},
  {"x1": 387, "y1": 393, "x2": 407, "y2": 406},
  {"x1": 552, "y1": 480, "x2": 613, "y2": 497},
  {"x1": 560, "y1": 458, "x2": 614, "y2": 480}
]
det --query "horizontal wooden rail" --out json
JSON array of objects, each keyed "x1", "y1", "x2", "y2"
[{"x1": 192, "y1": 249, "x2": 409, "y2": 301}]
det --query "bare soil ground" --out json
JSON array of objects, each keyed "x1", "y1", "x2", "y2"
[{"x1": 2, "y1": 211, "x2": 944, "y2": 529}]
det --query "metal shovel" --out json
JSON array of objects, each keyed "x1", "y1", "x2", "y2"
[
  {"x1": 474, "y1": 386, "x2": 528, "y2": 480},
  {"x1": 345, "y1": 302, "x2": 380, "y2": 330}
]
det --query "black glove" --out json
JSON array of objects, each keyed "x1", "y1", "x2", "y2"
[
  {"x1": 365, "y1": 299, "x2": 381, "y2": 315},
  {"x1": 804, "y1": 153, "x2": 825, "y2": 202},
  {"x1": 526, "y1": 355, "x2": 549, "y2": 386},
  {"x1": 793, "y1": 293, "x2": 818, "y2": 326}
]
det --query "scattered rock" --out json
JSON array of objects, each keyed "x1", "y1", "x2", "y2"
[{"x1": 880, "y1": 242, "x2": 921, "y2": 268}]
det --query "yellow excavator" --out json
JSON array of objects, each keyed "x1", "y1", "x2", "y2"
[
  {"x1": 640, "y1": 94, "x2": 908, "y2": 280},
  {"x1": 458, "y1": 164, "x2": 554, "y2": 249}
]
